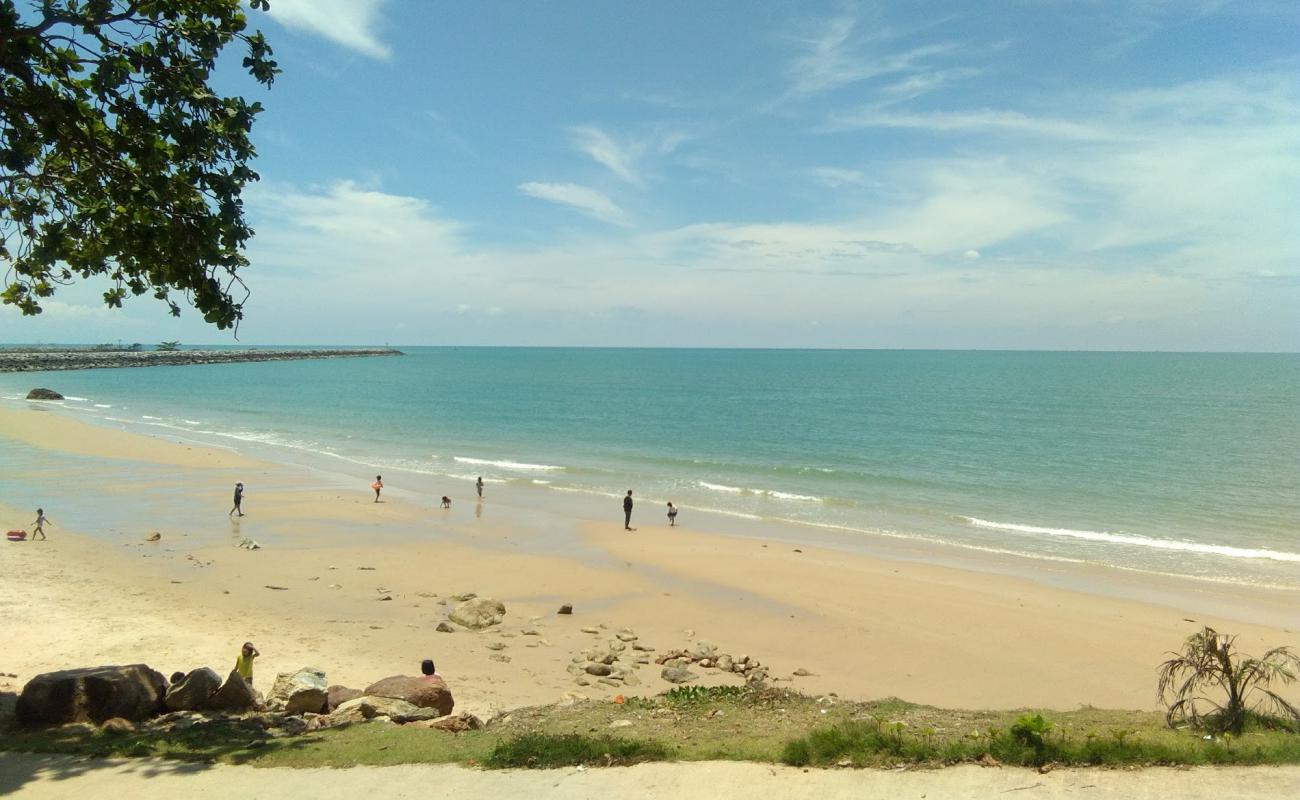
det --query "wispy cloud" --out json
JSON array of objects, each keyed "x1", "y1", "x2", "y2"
[
  {"x1": 517, "y1": 182, "x2": 630, "y2": 227},
  {"x1": 784, "y1": 15, "x2": 957, "y2": 96},
  {"x1": 570, "y1": 127, "x2": 642, "y2": 186},
  {"x1": 826, "y1": 108, "x2": 1115, "y2": 141},
  {"x1": 568, "y1": 125, "x2": 694, "y2": 186},
  {"x1": 267, "y1": 0, "x2": 392, "y2": 60}
]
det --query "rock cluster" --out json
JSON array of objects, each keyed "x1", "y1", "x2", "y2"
[
  {"x1": 16, "y1": 663, "x2": 474, "y2": 738},
  {"x1": 566, "y1": 628, "x2": 654, "y2": 689},
  {"x1": 655, "y1": 643, "x2": 769, "y2": 686}
]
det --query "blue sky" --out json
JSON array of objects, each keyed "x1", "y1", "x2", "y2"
[{"x1": 8, "y1": 0, "x2": 1299, "y2": 349}]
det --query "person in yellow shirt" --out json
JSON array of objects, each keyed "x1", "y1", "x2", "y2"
[{"x1": 235, "y1": 642, "x2": 259, "y2": 685}]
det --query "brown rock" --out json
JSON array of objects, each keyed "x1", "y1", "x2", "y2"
[
  {"x1": 163, "y1": 667, "x2": 222, "y2": 711},
  {"x1": 363, "y1": 675, "x2": 454, "y2": 716},
  {"x1": 326, "y1": 685, "x2": 364, "y2": 712},
  {"x1": 207, "y1": 670, "x2": 258, "y2": 712}
]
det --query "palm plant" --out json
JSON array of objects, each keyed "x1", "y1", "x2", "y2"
[{"x1": 1157, "y1": 626, "x2": 1300, "y2": 734}]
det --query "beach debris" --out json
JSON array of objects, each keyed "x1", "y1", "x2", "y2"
[
  {"x1": 264, "y1": 585, "x2": 288, "y2": 591},
  {"x1": 436, "y1": 622, "x2": 455, "y2": 633},
  {"x1": 376, "y1": 595, "x2": 392, "y2": 601},
  {"x1": 558, "y1": 603, "x2": 574, "y2": 615},
  {"x1": 792, "y1": 549, "x2": 803, "y2": 553},
  {"x1": 328, "y1": 584, "x2": 342, "y2": 590},
  {"x1": 448, "y1": 597, "x2": 506, "y2": 629},
  {"x1": 450, "y1": 592, "x2": 477, "y2": 602},
  {"x1": 268, "y1": 668, "x2": 328, "y2": 715},
  {"x1": 357, "y1": 566, "x2": 375, "y2": 571},
  {"x1": 486, "y1": 642, "x2": 506, "y2": 651},
  {"x1": 521, "y1": 627, "x2": 540, "y2": 636},
  {"x1": 237, "y1": 538, "x2": 260, "y2": 550},
  {"x1": 489, "y1": 654, "x2": 511, "y2": 663},
  {"x1": 25, "y1": 388, "x2": 64, "y2": 401},
  {"x1": 580, "y1": 626, "x2": 600, "y2": 635},
  {"x1": 145, "y1": 532, "x2": 161, "y2": 542}
]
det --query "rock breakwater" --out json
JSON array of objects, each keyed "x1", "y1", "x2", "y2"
[{"x1": 0, "y1": 348, "x2": 403, "y2": 373}]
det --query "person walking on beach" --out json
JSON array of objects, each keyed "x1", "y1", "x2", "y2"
[
  {"x1": 229, "y1": 482, "x2": 245, "y2": 517},
  {"x1": 372, "y1": 475, "x2": 383, "y2": 503},
  {"x1": 667, "y1": 502, "x2": 678, "y2": 526},
  {"x1": 235, "y1": 641, "x2": 259, "y2": 685},
  {"x1": 30, "y1": 508, "x2": 49, "y2": 540},
  {"x1": 623, "y1": 490, "x2": 634, "y2": 531},
  {"x1": 475, "y1": 476, "x2": 484, "y2": 499}
]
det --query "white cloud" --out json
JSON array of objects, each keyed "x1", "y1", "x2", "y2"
[
  {"x1": 517, "y1": 182, "x2": 630, "y2": 227},
  {"x1": 809, "y1": 167, "x2": 874, "y2": 188},
  {"x1": 570, "y1": 127, "x2": 642, "y2": 186},
  {"x1": 266, "y1": 0, "x2": 392, "y2": 60},
  {"x1": 964, "y1": 250, "x2": 981, "y2": 260}
]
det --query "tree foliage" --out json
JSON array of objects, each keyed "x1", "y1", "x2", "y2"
[
  {"x1": 1157, "y1": 626, "x2": 1300, "y2": 734},
  {"x1": 1, "y1": 0, "x2": 278, "y2": 330}
]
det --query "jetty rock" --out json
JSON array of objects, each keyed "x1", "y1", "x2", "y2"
[
  {"x1": 363, "y1": 675, "x2": 455, "y2": 716},
  {"x1": 25, "y1": 387, "x2": 63, "y2": 400},
  {"x1": 17, "y1": 664, "x2": 167, "y2": 726}
]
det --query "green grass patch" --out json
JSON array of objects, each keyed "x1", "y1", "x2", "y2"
[{"x1": 485, "y1": 733, "x2": 672, "y2": 768}]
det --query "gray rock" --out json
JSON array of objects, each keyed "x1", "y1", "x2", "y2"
[
  {"x1": 17, "y1": 665, "x2": 167, "y2": 726},
  {"x1": 435, "y1": 622, "x2": 455, "y2": 633},
  {"x1": 793, "y1": 668, "x2": 814, "y2": 677},
  {"x1": 268, "y1": 668, "x2": 328, "y2": 715},
  {"x1": 557, "y1": 604, "x2": 573, "y2": 615},
  {"x1": 661, "y1": 667, "x2": 698, "y2": 684},
  {"x1": 332, "y1": 695, "x2": 440, "y2": 724},
  {"x1": 584, "y1": 663, "x2": 612, "y2": 676},
  {"x1": 26, "y1": 387, "x2": 64, "y2": 400},
  {"x1": 449, "y1": 597, "x2": 506, "y2": 629},
  {"x1": 164, "y1": 667, "x2": 222, "y2": 711}
]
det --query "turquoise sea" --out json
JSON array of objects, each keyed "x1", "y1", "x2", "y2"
[{"x1": 2, "y1": 348, "x2": 1297, "y2": 588}]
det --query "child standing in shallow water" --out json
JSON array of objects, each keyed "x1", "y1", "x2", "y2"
[{"x1": 31, "y1": 508, "x2": 49, "y2": 540}]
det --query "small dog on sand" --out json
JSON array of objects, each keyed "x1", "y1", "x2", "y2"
[{"x1": 440, "y1": 496, "x2": 452, "y2": 508}]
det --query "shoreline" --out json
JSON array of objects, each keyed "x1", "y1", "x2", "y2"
[
  {"x1": 1, "y1": 404, "x2": 1297, "y2": 718},
  {"x1": 0, "y1": 347, "x2": 403, "y2": 373}
]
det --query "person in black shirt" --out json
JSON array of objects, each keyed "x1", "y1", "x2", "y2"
[
  {"x1": 623, "y1": 489, "x2": 634, "y2": 530},
  {"x1": 229, "y1": 482, "x2": 244, "y2": 516}
]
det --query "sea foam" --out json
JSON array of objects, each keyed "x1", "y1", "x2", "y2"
[{"x1": 965, "y1": 517, "x2": 1300, "y2": 563}]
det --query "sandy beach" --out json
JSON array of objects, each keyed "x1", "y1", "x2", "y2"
[{"x1": 2, "y1": 402, "x2": 1296, "y2": 721}]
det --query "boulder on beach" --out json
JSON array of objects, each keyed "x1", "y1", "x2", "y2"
[
  {"x1": 163, "y1": 667, "x2": 222, "y2": 711},
  {"x1": 25, "y1": 388, "x2": 63, "y2": 401},
  {"x1": 326, "y1": 685, "x2": 364, "y2": 712},
  {"x1": 17, "y1": 665, "x2": 167, "y2": 726},
  {"x1": 206, "y1": 670, "x2": 258, "y2": 711},
  {"x1": 363, "y1": 675, "x2": 454, "y2": 716},
  {"x1": 449, "y1": 597, "x2": 506, "y2": 629},
  {"x1": 268, "y1": 667, "x2": 328, "y2": 715},
  {"x1": 331, "y1": 695, "x2": 441, "y2": 724}
]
